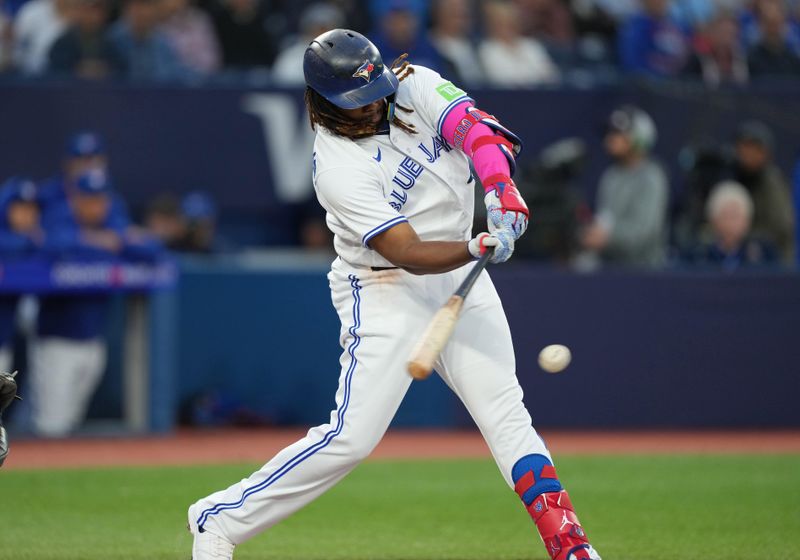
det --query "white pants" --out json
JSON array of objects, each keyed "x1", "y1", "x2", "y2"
[
  {"x1": 29, "y1": 337, "x2": 107, "y2": 437},
  {"x1": 192, "y1": 259, "x2": 550, "y2": 543},
  {"x1": 0, "y1": 345, "x2": 10, "y2": 374}
]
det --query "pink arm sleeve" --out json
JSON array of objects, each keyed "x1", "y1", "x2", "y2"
[{"x1": 441, "y1": 101, "x2": 511, "y2": 193}]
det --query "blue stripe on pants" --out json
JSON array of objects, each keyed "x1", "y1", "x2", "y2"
[{"x1": 197, "y1": 274, "x2": 363, "y2": 530}]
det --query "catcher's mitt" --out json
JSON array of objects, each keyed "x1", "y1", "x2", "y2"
[{"x1": 0, "y1": 371, "x2": 20, "y2": 467}]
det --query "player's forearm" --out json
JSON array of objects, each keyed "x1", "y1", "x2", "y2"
[
  {"x1": 382, "y1": 240, "x2": 473, "y2": 275},
  {"x1": 369, "y1": 222, "x2": 473, "y2": 274}
]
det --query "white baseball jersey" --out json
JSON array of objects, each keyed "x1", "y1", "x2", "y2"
[{"x1": 313, "y1": 65, "x2": 475, "y2": 268}]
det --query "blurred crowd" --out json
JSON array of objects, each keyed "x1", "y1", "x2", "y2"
[
  {"x1": 0, "y1": 131, "x2": 225, "y2": 437},
  {"x1": 0, "y1": 0, "x2": 798, "y2": 85},
  {"x1": 512, "y1": 107, "x2": 798, "y2": 271}
]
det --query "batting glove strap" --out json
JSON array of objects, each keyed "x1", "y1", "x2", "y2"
[
  {"x1": 468, "y1": 231, "x2": 514, "y2": 264},
  {"x1": 484, "y1": 177, "x2": 529, "y2": 240}
]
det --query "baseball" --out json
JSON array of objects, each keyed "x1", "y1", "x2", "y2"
[{"x1": 538, "y1": 344, "x2": 571, "y2": 373}]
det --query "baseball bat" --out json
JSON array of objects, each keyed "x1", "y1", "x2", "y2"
[{"x1": 407, "y1": 249, "x2": 493, "y2": 380}]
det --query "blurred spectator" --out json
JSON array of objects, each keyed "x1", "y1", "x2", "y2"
[
  {"x1": 4, "y1": 0, "x2": 32, "y2": 15},
  {"x1": 685, "y1": 181, "x2": 779, "y2": 269},
  {"x1": 371, "y1": 0, "x2": 443, "y2": 72},
  {"x1": 325, "y1": 0, "x2": 372, "y2": 35},
  {"x1": 207, "y1": 0, "x2": 281, "y2": 70},
  {"x1": 748, "y1": 0, "x2": 800, "y2": 78},
  {"x1": 730, "y1": 121, "x2": 795, "y2": 262},
  {"x1": 272, "y1": 2, "x2": 344, "y2": 86},
  {"x1": 675, "y1": 139, "x2": 731, "y2": 249},
  {"x1": 41, "y1": 169, "x2": 131, "y2": 258},
  {"x1": 32, "y1": 170, "x2": 158, "y2": 436},
  {"x1": 108, "y1": 0, "x2": 189, "y2": 81},
  {"x1": 794, "y1": 156, "x2": 800, "y2": 265},
  {"x1": 145, "y1": 191, "x2": 227, "y2": 252},
  {"x1": 159, "y1": 0, "x2": 221, "y2": 76},
  {"x1": 0, "y1": 5, "x2": 11, "y2": 72},
  {"x1": 717, "y1": 0, "x2": 749, "y2": 12},
  {"x1": 568, "y1": 0, "x2": 618, "y2": 63},
  {"x1": 514, "y1": 0, "x2": 575, "y2": 48},
  {"x1": 685, "y1": 10, "x2": 749, "y2": 86},
  {"x1": 48, "y1": 0, "x2": 126, "y2": 79},
  {"x1": 144, "y1": 192, "x2": 186, "y2": 248},
  {"x1": 40, "y1": 130, "x2": 108, "y2": 206},
  {"x1": 478, "y1": 0, "x2": 560, "y2": 87},
  {"x1": 740, "y1": 0, "x2": 800, "y2": 48},
  {"x1": 579, "y1": 106, "x2": 669, "y2": 268},
  {"x1": 0, "y1": 177, "x2": 45, "y2": 255},
  {"x1": 513, "y1": 138, "x2": 588, "y2": 262},
  {"x1": 676, "y1": 120, "x2": 795, "y2": 262},
  {"x1": 174, "y1": 191, "x2": 221, "y2": 252},
  {"x1": 590, "y1": 0, "x2": 638, "y2": 22},
  {"x1": 0, "y1": 178, "x2": 43, "y2": 374},
  {"x1": 618, "y1": 0, "x2": 690, "y2": 77},
  {"x1": 367, "y1": 0, "x2": 426, "y2": 25},
  {"x1": 13, "y1": 0, "x2": 74, "y2": 75},
  {"x1": 669, "y1": 0, "x2": 717, "y2": 29},
  {"x1": 428, "y1": 0, "x2": 485, "y2": 86}
]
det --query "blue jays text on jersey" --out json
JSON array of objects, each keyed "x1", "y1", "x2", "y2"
[{"x1": 385, "y1": 134, "x2": 451, "y2": 212}]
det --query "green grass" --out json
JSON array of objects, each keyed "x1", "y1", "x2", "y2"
[{"x1": 1, "y1": 455, "x2": 799, "y2": 559}]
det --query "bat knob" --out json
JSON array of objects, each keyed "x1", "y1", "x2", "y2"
[{"x1": 407, "y1": 362, "x2": 432, "y2": 381}]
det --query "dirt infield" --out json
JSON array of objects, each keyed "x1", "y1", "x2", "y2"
[{"x1": 4, "y1": 429, "x2": 799, "y2": 470}]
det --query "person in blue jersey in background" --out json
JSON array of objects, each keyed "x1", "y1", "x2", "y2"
[
  {"x1": 0, "y1": 177, "x2": 44, "y2": 255},
  {"x1": 618, "y1": 0, "x2": 690, "y2": 77},
  {"x1": 40, "y1": 130, "x2": 109, "y2": 208},
  {"x1": 31, "y1": 169, "x2": 160, "y2": 436},
  {"x1": 370, "y1": 0, "x2": 443, "y2": 73},
  {"x1": 175, "y1": 191, "x2": 230, "y2": 253},
  {"x1": 0, "y1": 177, "x2": 44, "y2": 374}
]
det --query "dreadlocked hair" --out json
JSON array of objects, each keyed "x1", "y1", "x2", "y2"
[{"x1": 306, "y1": 54, "x2": 417, "y2": 139}]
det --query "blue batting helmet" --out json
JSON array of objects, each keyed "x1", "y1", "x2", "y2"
[
  {"x1": 0, "y1": 177, "x2": 38, "y2": 209},
  {"x1": 303, "y1": 29, "x2": 399, "y2": 110},
  {"x1": 66, "y1": 130, "x2": 106, "y2": 157},
  {"x1": 181, "y1": 191, "x2": 217, "y2": 221}
]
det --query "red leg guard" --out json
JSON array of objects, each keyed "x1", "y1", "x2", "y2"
[{"x1": 526, "y1": 490, "x2": 594, "y2": 560}]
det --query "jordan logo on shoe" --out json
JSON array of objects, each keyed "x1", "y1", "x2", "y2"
[{"x1": 560, "y1": 511, "x2": 571, "y2": 531}]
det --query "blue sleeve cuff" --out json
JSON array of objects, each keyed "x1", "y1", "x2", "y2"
[{"x1": 362, "y1": 216, "x2": 409, "y2": 248}]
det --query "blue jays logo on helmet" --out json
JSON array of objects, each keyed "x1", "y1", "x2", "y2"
[
  {"x1": 303, "y1": 29, "x2": 399, "y2": 110},
  {"x1": 352, "y1": 59, "x2": 375, "y2": 82}
]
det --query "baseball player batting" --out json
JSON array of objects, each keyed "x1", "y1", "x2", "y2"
[{"x1": 188, "y1": 29, "x2": 601, "y2": 560}]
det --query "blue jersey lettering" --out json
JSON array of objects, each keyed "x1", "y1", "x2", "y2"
[{"x1": 388, "y1": 156, "x2": 424, "y2": 211}]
